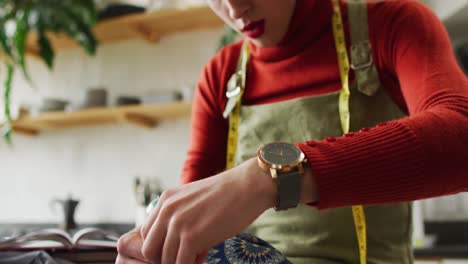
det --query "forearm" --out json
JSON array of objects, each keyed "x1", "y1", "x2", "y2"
[{"x1": 296, "y1": 102, "x2": 468, "y2": 209}]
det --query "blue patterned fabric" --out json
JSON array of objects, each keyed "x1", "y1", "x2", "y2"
[{"x1": 206, "y1": 233, "x2": 292, "y2": 264}]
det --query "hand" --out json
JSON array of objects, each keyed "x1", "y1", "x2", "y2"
[
  {"x1": 116, "y1": 227, "x2": 207, "y2": 264},
  {"x1": 139, "y1": 157, "x2": 277, "y2": 264},
  {"x1": 116, "y1": 228, "x2": 150, "y2": 263}
]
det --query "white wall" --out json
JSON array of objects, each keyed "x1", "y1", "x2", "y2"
[
  {"x1": 421, "y1": 0, "x2": 468, "y2": 20},
  {"x1": 421, "y1": 0, "x2": 468, "y2": 46},
  {"x1": 0, "y1": 28, "x2": 224, "y2": 224}
]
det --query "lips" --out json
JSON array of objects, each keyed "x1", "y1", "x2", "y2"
[{"x1": 241, "y1": 19, "x2": 265, "y2": 39}]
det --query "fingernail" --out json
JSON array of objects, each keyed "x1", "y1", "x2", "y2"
[{"x1": 146, "y1": 196, "x2": 159, "y2": 214}]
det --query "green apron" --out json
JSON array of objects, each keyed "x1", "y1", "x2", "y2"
[
  {"x1": 236, "y1": 90, "x2": 412, "y2": 264},
  {"x1": 230, "y1": 1, "x2": 413, "y2": 263}
]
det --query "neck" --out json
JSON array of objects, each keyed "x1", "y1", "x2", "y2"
[{"x1": 249, "y1": 0, "x2": 333, "y2": 62}]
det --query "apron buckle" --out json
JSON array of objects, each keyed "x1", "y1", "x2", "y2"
[
  {"x1": 350, "y1": 41, "x2": 373, "y2": 71},
  {"x1": 223, "y1": 71, "x2": 243, "y2": 118},
  {"x1": 226, "y1": 71, "x2": 242, "y2": 98}
]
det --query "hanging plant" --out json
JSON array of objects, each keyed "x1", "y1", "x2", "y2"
[{"x1": 0, "y1": 0, "x2": 98, "y2": 143}]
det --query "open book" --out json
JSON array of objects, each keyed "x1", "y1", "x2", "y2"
[{"x1": 0, "y1": 227, "x2": 119, "y2": 250}]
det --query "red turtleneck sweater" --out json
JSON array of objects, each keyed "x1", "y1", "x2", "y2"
[{"x1": 181, "y1": 0, "x2": 468, "y2": 209}]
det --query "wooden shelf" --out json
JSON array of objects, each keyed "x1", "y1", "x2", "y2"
[
  {"x1": 11, "y1": 102, "x2": 192, "y2": 135},
  {"x1": 26, "y1": 6, "x2": 224, "y2": 54}
]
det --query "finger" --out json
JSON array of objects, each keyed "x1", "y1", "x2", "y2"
[
  {"x1": 141, "y1": 215, "x2": 167, "y2": 263},
  {"x1": 141, "y1": 201, "x2": 161, "y2": 239},
  {"x1": 145, "y1": 196, "x2": 160, "y2": 215},
  {"x1": 117, "y1": 228, "x2": 146, "y2": 261},
  {"x1": 176, "y1": 239, "x2": 197, "y2": 264},
  {"x1": 116, "y1": 255, "x2": 150, "y2": 264},
  {"x1": 195, "y1": 250, "x2": 209, "y2": 264},
  {"x1": 141, "y1": 185, "x2": 202, "y2": 239},
  {"x1": 162, "y1": 225, "x2": 180, "y2": 264},
  {"x1": 141, "y1": 191, "x2": 170, "y2": 239}
]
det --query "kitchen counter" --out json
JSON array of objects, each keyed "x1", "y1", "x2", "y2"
[
  {"x1": 415, "y1": 244, "x2": 468, "y2": 259},
  {"x1": 414, "y1": 221, "x2": 468, "y2": 259}
]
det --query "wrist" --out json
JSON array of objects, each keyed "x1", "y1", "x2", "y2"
[{"x1": 243, "y1": 157, "x2": 277, "y2": 210}]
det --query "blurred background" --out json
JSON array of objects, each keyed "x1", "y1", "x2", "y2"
[{"x1": 0, "y1": 0, "x2": 467, "y2": 262}]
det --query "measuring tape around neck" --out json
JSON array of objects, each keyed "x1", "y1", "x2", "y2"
[
  {"x1": 224, "y1": 1, "x2": 367, "y2": 262},
  {"x1": 331, "y1": 0, "x2": 367, "y2": 263},
  {"x1": 225, "y1": 41, "x2": 250, "y2": 169}
]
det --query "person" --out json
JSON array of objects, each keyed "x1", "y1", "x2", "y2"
[{"x1": 116, "y1": 0, "x2": 468, "y2": 263}]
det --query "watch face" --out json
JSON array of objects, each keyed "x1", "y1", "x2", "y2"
[{"x1": 260, "y1": 142, "x2": 303, "y2": 166}]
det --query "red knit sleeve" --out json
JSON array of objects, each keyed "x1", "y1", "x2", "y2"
[
  {"x1": 180, "y1": 44, "x2": 242, "y2": 184},
  {"x1": 297, "y1": 1, "x2": 468, "y2": 209}
]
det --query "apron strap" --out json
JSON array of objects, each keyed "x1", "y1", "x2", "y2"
[{"x1": 348, "y1": 0, "x2": 381, "y2": 96}]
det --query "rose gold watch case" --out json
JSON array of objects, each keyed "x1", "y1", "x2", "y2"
[{"x1": 257, "y1": 142, "x2": 306, "y2": 178}]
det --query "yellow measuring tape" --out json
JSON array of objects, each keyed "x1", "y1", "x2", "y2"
[
  {"x1": 225, "y1": 41, "x2": 250, "y2": 170},
  {"x1": 225, "y1": 0, "x2": 366, "y2": 262},
  {"x1": 331, "y1": 0, "x2": 367, "y2": 263}
]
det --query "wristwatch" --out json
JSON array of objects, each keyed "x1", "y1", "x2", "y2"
[{"x1": 257, "y1": 142, "x2": 307, "y2": 211}]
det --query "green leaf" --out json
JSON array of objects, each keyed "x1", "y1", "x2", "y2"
[
  {"x1": 0, "y1": 1, "x2": 16, "y2": 21},
  {"x1": 54, "y1": 8, "x2": 98, "y2": 55},
  {"x1": 13, "y1": 6, "x2": 31, "y2": 82},
  {"x1": 61, "y1": 0, "x2": 97, "y2": 27},
  {"x1": 34, "y1": 0, "x2": 98, "y2": 55},
  {"x1": 0, "y1": 20, "x2": 14, "y2": 59},
  {"x1": 3, "y1": 62, "x2": 13, "y2": 144},
  {"x1": 37, "y1": 26, "x2": 54, "y2": 69},
  {"x1": 34, "y1": 4, "x2": 62, "y2": 33}
]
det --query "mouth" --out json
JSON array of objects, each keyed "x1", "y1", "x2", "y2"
[{"x1": 241, "y1": 19, "x2": 265, "y2": 39}]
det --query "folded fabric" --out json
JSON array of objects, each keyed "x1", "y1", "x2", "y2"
[{"x1": 206, "y1": 233, "x2": 292, "y2": 264}]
